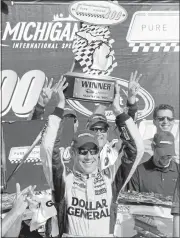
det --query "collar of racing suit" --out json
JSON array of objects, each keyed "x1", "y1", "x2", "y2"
[
  {"x1": 73, "y1": 169, "x2": 100, "y2": 181},
  {"x1": 72, "y1": 168, "x2": 103, "y2": 201}
]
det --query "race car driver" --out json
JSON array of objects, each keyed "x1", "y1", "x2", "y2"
[{"x1": 40, "y1": 77, "x2": 144, "y2": 237}]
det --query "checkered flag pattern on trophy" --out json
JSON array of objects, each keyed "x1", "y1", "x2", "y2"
[{"x1": 72, "y1": 23, "x2": 118, "y2": 76}]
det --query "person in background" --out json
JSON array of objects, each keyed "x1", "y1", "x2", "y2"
[
  {"x1": 2, "y1": 183, "x2": 36, "y2": 238},
  {"x1": 40, "y1": 77, "x2": 144, "y2": 237},
  {"x1": 143, "y1": 104, "x2": 179, "y2": 164},
  {"x1": 127, "y1": 131, "x2": 179, "y2": 197},
  {"x1": 153, "y1": 104, "x2": 175, "y2": 133},
  {"x1": 86, "y1": 70, "x2": 142, "y2": 170},
  {"x1": 62, "y1": 107, "x2": 79, "y2": 133},
  {"x1": 171, "y1": 174, "x2": 179, "y2": 237}
]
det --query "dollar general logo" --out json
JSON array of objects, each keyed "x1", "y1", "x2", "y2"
[{"x1": 1, "y1": 13, "x2": 79, "y2": 49}]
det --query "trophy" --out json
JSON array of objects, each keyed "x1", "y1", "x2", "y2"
[
  {"x1": 63, "y1": 72, "x2": 115, "y2": 103},
  {"x1": 63, "y1": 1, "x2": 125, "y2": 103}
]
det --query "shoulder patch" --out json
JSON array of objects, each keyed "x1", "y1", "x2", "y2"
[
  {"x1": 104, "y1": 156, "x2": 109, "y2": 167},
  {"x1": 65, "y1": 166, "x2": 72, "y2": 176},
  {"x1": 103, "y1": 168, "x2": 111, "y2": 178}
]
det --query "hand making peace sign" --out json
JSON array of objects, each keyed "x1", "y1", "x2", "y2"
[
  {"x1": 38, "y1": 77, "x2": 58, "y2": 107},
  {"x1": 128, "y1": 70, "x2": 142, "y2": 104}
]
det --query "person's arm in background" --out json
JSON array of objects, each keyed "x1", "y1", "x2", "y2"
[
  {"x1": 110, "y1": 81, "x2": 144, "y2": 199},
  {"x1": 4, "y1": 216, "x2": 23, "y2": 238},
  {"x1": 2, "y1": 184, "x2": 35, "y2": 238},
  {"x1": 171, "y1": 175, "x2": 180, "y2": 237},
  {"x1": 108, "y1": 81, "x2": 144, "y2": 234},
  {"x1": 29, "y1": 77, "x2": 57, "y2": 120},
  {"x1": 126, "y1": 70, "x2": 142, "y2": 121}
]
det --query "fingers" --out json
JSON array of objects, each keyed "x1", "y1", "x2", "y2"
[
  {"x1": 32, "y1": 185, "x2": 36, "y2": 192},
  {"x1": 26, "y1": 197, "x2": 38, "y2": 206},
  {"x1": 56, "y1": 77, "x2": 65, "y2": 90},
  {"x1": 48, "y1": 77, "x2": 54, "y2": 88},
  {"x1": 16, "y1": 183, "x2": 21, "y2": 198},
  {"x1": 130, "y1": 70, "x2": 142, "y2": 83},
  {"x1": 28, "y1": 185, "x2": 36, "y2": 197},
  {"x1": 62, "y1": 82, "x2": 68, "y2": 91},
  {"x1": 42, "y1": 88, "x2": 48, "y2": 97},
  {"x1": 56, "y1": 77, "x2": 68, "y2": 91},
  {"x1": 136, "y1": 73, "x2": 142, "y2": 83},
  {"x1": 130, "y1": 72, "x2": 133, "y2": 82},
  {"x1": 52, "y1": 82, "x2": 58, "y2": 92},
  {"x1": 59, "y1": 77, "x2": 67, "y2": 87},
  {"x1": 21, "y1": 186, "x2": 32, "y2": 197},
  {"x1": 44, "y1": 77, "x2": 49, "y2": 88},
  {"x1": 20, "y1": 185, "x2": 36, "y2": 197},
  {"x1": 133, "y1": 70, "x2": 138, "y2": 81},
  {"x1": 115, "y1": 80, "x2": 121, "y2": 94}
]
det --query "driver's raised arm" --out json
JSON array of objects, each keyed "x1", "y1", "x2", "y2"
[
  {"x1": 109, "y1": 81, "x2": 144, "y2": 200},
  {"x1": 40, "y1": 78, "x2": 68, "y2": 194}
]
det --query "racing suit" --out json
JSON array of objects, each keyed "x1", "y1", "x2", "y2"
[{"x1": 40, "y1": 107, "x2": 144, "y2": 237}]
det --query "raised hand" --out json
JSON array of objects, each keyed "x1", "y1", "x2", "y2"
[
  {"x1": 112, "y1": 80, "x2": 123, "y2": 116},
  {"x1": 12, "y1": 183, "x2": 31, "y2": 216},
  {"x1": 26, "y1": 191, "x2": 39, "y2": 213},
  {"x1": 128, "y1": 70, "x2": 142, "y2": 104},
  {"x1": 38, "y1": 77, "x2": 57, "y2": 107},
  {"x1": 54, "y1": 77, "x2": 68, "y2": 109}
]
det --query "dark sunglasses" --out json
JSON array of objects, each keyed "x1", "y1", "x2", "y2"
[
  {"x1": 78, "y1": 148, "x2": 99, "y2": 155},
  {"x1": 156, "y1": 117, "x2": 174, "y2": 122},
  {"x1": 90, "y1": 127, "x2": 108, "y2": 133}
]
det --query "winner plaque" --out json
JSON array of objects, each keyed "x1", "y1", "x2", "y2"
[{"x1": 63, "y1": 72, "x2": 115, "y2": 103}]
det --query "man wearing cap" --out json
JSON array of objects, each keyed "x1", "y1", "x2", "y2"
[
  {"x1": 127, "y1": 131, "x2": 179, "y2": 197},
  {"x1": 86, "y1": 70, "x2": 142, "y2": 171},
  {"x1": 86, "y1": 113, "x2": 117, "y2": 170},
  {"x1": 40, "y1": 77, "x2": 144, "y2": 237},
  {"x1": 143, "y1": 104, "x2": 179, "y2": 164}
]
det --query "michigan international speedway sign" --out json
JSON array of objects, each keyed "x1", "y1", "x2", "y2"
[{"x1": 1, "y1": 1, "x2": 179, "y2": 194}]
